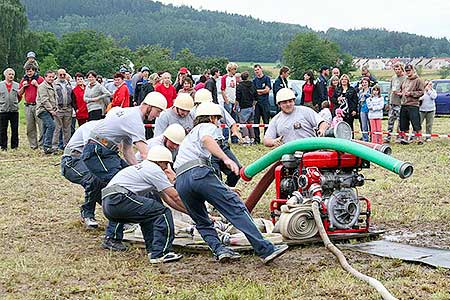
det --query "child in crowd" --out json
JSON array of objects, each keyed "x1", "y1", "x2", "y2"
[
  {"x1": 331, "y1": 108, "x2": 344, "y2": 127},
  {"x1": 319, "y1": 101, "x2": 332, "y2": 123},
  {"x1": 366, "y1": 85, "x2": 384, "y2": 144}
]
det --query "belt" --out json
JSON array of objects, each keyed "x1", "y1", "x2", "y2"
[
  {"x1": 89, "y1": 133, "x2": 119, "y2": 152},
  {"x1": 24, "y1": 103, "x2": 36, "y2": 106},
  {"x1": 175, "y1": 158, "x2": 211, "y2": 176},
  {"x1": 102, "y1": 184, "x2": 131, "y2": 199},
  {"x1": 63, "y1": 147, "x2": 81, "y2": 157}
]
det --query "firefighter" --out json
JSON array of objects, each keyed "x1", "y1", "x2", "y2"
[
  {"x1": 174, "y1": 102, "x2": 288, "y2": 263},
  {"x1": 154, "y1": 93, "x2": 195, "y2": 136},
  {"x1": 81, "y1": 92, "x2": 167, "y2": 251},
  {"x1": 102, "y1": 146, "x2": 186, "y2": 263}
]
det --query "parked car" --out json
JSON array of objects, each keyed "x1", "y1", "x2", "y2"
[
  {"x1": 432, "y1": 79, "x2": 450, "y2": 114},
  {"x1": 268, "y1": 79, "x2": 304, "y2": 116}
]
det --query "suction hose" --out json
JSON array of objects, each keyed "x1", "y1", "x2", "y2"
[
  {"x1": 244, "y1": 162, "x2": 281, "y2": 212},
  {"x1": 240, "y1": 137, "x2": 413, "y2": 181}
]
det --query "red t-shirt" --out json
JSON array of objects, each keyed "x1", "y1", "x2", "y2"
[
  {"x1": 72, "y1": 85, "x2": 88, "y2": 120},
  {"x1": 155, "y1": 84, "x2": 177, "y2": 108},
  {"x1": 111, "y1": 83, "x2": 130, "y2": 108},
  {"x1": 19, "y1": 76, "x2": 44, "y2": 104},
  {"x1": 303, "y1": 83, "x2": 314, "y2": 102},
  {"x1": 5, "y1": 83, "x2": 12, "y2": 93}
]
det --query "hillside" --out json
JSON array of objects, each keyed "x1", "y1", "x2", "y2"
[{"x1": 21, "y1": 0, "x2": 450, "y2": 62}]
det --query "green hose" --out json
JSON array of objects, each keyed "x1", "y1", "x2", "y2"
[{"x1": 241, "y1": 137, "x2": 413, "y2": 181}]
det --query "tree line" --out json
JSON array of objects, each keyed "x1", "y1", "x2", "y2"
[{"x1": 20, "y1": 0, "x2": 450, "y2": 62}]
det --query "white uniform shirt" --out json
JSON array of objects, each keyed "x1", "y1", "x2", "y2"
[
  {"x1": 107, "y1": 160, "x2": 172, "y2": 195},
  {"x1": 190, "y1": 105, "x2": 235, "y2": 141},
  {"x1": 174, "y1": 123, "x2": 221, "y2": 169},
  {"x1": 135, "y1": 135, "x2": 165, "y2": 162},
  {"x1": 65, "y1": 120, "x2": 99, "y2": 153},
  {"x1": 86, "y1": 106, "x2": 146, "y2": 146},
  {"x1": 154, "y1": 107, "x2": 194, "y2": 136},
  {"x1": 265, "y1": 106, "x2": 325, "y2": 143}
]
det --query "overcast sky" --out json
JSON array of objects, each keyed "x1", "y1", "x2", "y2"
[{"x1": 159, "y1": 0, "x2": 450, "y2": 39}]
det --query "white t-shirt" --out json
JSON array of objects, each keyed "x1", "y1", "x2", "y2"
[
  {"x1": 221, "y1": 74, "x2": 237, "y2": 104},
  {"x1": 135, "y1": 135, "x2": 165, "y2": 162},
  {"x1": 154, "y1": 107, "x2": 194, "y2": 137},
  {"x1": 86, "y1": 106, "x2": 146, "y2": 145},
  {"x1": 265, "y1": 106, "x2": 325, "y2": 143},
  {"x1": 319, "y1": 108, "x2": 332, "y2": 123},
  {"x1": 107, "y1": 160, "x2": 172, "y2": 195},
  {"x1": 174, "y1": 123, "x2": 221, "y2": 169},
  {"x1": 65, "y1": 120, "x2": 99, "y2": 153}
]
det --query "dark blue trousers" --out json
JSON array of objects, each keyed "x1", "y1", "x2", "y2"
[
  {"x1": 211, "y1": 142, "x2": 241, "y2": 187},
  {"x1": 176, "y1": 166, "x2": 274, "y2": 257},
  {"x1": 102, "y1": 191, "x2": 174, "y2": 258},
  {"x1": 61, "y1": 155, "x2": 105, "y2": 218},
  {"x1": 81, "y1": 142, "x2": 129, "y2": 240}
]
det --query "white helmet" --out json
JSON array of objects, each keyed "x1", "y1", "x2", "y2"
[
  {"x1": 174, "y1": 93, "x2": 194, "y2": 111},
  {"x1": 276, "y1": 88, "x2": 296, "y2": 104},
  {"x1": 163, "y1": 124, "x2": 186, "y2": 145},
  {"x1": 143, "y1": 92, "x2": 167, "y2": 110},
  {"x1": 195, "y1": 102, "x2": 223, "y2": 118},
  {"x1": 147, "y1": 145, "x2": 173, "y2": 163},
  {"x1": 194, "y1": 89, "x2": 213, "y2": 104}
]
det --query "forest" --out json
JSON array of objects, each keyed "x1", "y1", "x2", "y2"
[{"x1": 20, "y1": 0, "x2": 450, "y2": 62}]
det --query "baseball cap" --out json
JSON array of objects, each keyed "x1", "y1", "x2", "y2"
[{"x1": 179, "y1": 67, "x2": 189, "y2": 74}]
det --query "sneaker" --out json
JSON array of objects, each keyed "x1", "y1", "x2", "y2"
[
  {"x1": 123, "y1": 223, "x2": 138, "y2": 233},
  {"x1": 43, "y1": 148, "x2": 54, "y2": 154},
  {"x1": 82, "y1": 217, "x2": 99, "y2": 229},
  {"x1": 101, "y1": 237, "x2": 128, "y2": 251},
  {"x1": 214, "y1": 247, "x2": 241, "y2": 262},
  {"x1": 149, "y1": 252, "x2": 183, "y2": 264},
  {"x1": 425, "y1": 138, "x2": 432, "y2": 142},
  {"x1": 262, "y1": 244, "x2": 289, "y2": 265}
]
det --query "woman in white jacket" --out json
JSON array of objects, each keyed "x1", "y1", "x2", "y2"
[
  {"x1": 419, "y1": 80, "x2": 437, "y2": 142},
  {"x1": 366, "y1": 85, "x2": 385, "y2": 144}
]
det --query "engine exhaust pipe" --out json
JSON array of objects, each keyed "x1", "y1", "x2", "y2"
[{"x1": 352, "y1": 140, "x2": 392, "y2": 155}]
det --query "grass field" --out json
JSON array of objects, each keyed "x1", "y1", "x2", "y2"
[{"x1": 1, "y1": 113, "x2": 450, "y2": 299}]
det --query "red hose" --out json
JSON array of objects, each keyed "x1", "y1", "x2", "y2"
[{"x1": 244, "y1": 162, "x2": 281, "y2": 212}]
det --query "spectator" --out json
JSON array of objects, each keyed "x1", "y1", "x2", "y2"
[
  {"x1": 134, "y1": 73, "x2": 159, "y2": 106},
  {"x1": 134, "y1": 66, "x2": 151, "y2": 105},
  {"x1": 315, "y1": 66, "x2": 330, "y2": 108},
  {"x1": 0, "y1": 68, "x2": 20, "y2": 150},
  {"x1": 36, "y1": 70, "x2": 57, "y2": 154},
  {"x1": 18, "y1": 64, "x2": 44, "y2": 149},
  {"x1": 123, "y1": 69, "x2": 133, "y2": 106},
  {"x1": 273, "y1": 66, "x2": 290, "y2": 103},
  {"x1": 332, "y1": 74, "x2": 358, "y2": 135},
  {"x1": 398, "y1": 64, "x2": 425, "y2": 144},
  {"x1": 358, "y1": 77, "x2": 371, "y2": 142},
  {"x1": 319, "y1": 101, "x2": 332, "y2": 123},
  {"x1": 367, "y1": 85, "x2": 384, "y2": 144},
  {"x1": 205, "y1": 67, "x2": 220, "y2": 104},
  {"x1": 72, "y1": 72, "x2": 88, "y2": 126},
  {"x1": 252, "y1": 64, "x2": 272, "y2": 144},
  {"x1": 84, "y1": 71, "x2": 111, "y2": 121},
  {"x1": 174, "y1": 67, "x2": 192, "y2": 93},
  {"x1": 96, "y1": 75, "x2": 103, "y2": 85},
  {"x1": 24, "y1": 51, "x2": 39, "y2": 73},
  {"x1": 110, "y1": 72, "x2": 130, "y2": 109},
  {"x1": 178, "y1": 77, "x2": 195, "y2": 98},
  {"x1": 300, "y1": 70, "x2": 319, "y2": 111},
  {"x1": 235, "y1": 71, "x2": 258, "y2": 145},
  {"x1": 155, "y1": 72, "x2": 177, "y2": 108},
  {"x1": 331, "y1": 67, "x2": 341, "y2": 78},
  {"x1": 328, "y1": 75, "x2": 339, "y2": 115},
  {"x1": 419, "y1": 80, "x2": 437, "y2": 142},
  {"x1": 361, "y1": 66, "x2": 378, "y2": 87},
  {"x1": 235, "y1": 73, "x2": 242, "y2": 85},
  {"x1": 53, "y1": 69, "x2": 73, "y2": 149},
  {"x1": 221, "y1": 62, "x2": 238, "y2": 122},
  {"x1": 384, "y1": 63, "x2": 406, "y2": 143},
  {"x1": 194, "y1": 75, "x2": 207, "y2": 91}
]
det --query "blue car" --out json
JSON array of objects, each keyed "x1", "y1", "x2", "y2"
[
  {"x1": 268, "y1": 79, "x2": 304, "y2": 117},
  {"x1": 432, "y1": 79, "x2": 450, "y2": 114}
]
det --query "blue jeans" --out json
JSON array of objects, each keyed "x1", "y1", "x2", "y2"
[
  {"x1": 81, "y1": 142, "x2": 129, "y2": 240},
  {"x1": 359, "y1": 111, "x2": 369, "y2": 142},
  {"x1": 102, "y1": 191, "x2": 174, "y2": 258},
  {"x1": 176, "y1": 166, "x2": 274, "y2": 257},
  {"x1": 238, "y1": 107, "x2": 255, "y2": 138},
  {"x1": 61, "y1": 155, "x2": 105, "y2": 218},
  {"x1": 38, "y1": 111, "x2": 55, "y2": 150}
]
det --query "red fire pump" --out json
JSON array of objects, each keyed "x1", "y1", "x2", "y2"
[{"x1": 270, "y1": 150, "x2": 371, "y2": 235}]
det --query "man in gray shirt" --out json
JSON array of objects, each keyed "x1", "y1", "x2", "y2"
[
  {"x1": 384, "y1": 63, "x2": 406, "y2": 143},
  {"x1": 53, "y1": 69, "x2": 73, "y2": 149},
  {"x1": 264, "y1": 88, "x2": 328, "y2": 148},
  {"x1": 154, "y1": 93, "x2": 194, "y2": 136}
]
